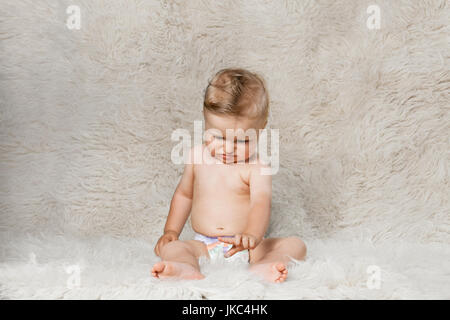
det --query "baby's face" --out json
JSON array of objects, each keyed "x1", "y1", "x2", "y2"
[{"x1": 203, "y1": 110, "x2": 266, "y2": 164}]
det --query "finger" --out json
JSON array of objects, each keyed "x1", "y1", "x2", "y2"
[
  {"x1": 234, "y1": 234, "x2": 242, "y2": 246},
  {"x1": 218, "y1": 236, "x2": 234, "y2": 244},
  {"x1": 157, "y1": 239, "x2": 169, "y2": 255},
  {"x1": 242, "y1": 236, "x2": 249, "y2": 249},
  {"x1": 249, "y1": 237, "x2": 256, "y2": 249},
  {"x1": 225, "y1": 245, "x2": 242, "y2": 258},
  {"x1": 156, "y1": 243, "x2": 162, "y2": 256}
]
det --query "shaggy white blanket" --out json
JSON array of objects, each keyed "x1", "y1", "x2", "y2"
[{"x1": 0, "y1": 0, "x2": 449, "y2": 299}]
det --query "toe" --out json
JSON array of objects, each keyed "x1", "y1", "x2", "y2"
[
  {"x1": 273, "y1": 262, "x2": 288, "y2": 283},
  {"x1": 152, "y1": 262, "x2": 166, "y2": 274},
  {"x1": 194, "y1": 273, "x2": 206, "y2": 280},
  {"x1": 275, "y1": 262, "x2": 286, "y2": 272}
]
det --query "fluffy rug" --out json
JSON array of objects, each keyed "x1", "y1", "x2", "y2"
[{"x1": 0, "y1": 0, "x2": 449, "y2": 299}]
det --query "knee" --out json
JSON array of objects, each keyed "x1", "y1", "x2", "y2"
[
  {"x1": 160, "y1": 240, "x2": 191, "y2": 256},
  {"x1": 283, "y1": 236, "x2": 307, "y2": 260}
]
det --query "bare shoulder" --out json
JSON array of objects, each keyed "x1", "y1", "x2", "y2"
[
  {"x1": 187, "y1": 144, "x2": 204, "y2": 165},
  {"x1": 247, "y1": 158, "x2": 272, "y2": 198},
  {"x1": 248, "y1": 158, "x2": 272, "y2": 194},
  {"x1": 249, "y1": 157, "x2": 272, "y2": 178}
]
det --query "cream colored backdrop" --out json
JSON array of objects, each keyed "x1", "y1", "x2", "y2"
[{"x1": 0, "y1": 0, "x2": 449, "y2": 299}]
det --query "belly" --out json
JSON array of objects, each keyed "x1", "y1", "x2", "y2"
[{"x1": 190, "y1": 198, "x2": 250, "y2": 237}]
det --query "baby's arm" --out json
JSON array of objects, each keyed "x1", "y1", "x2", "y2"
[
  {"x1": 244, "y1": 164, "x2": 272, "y2": 243},
  {"x1": 154, "y1": 148, "x2": 195, "y2": 255},
  {"x1": 164, "y1": 160, "x2": 194, "y2": 234},
  {"x1": 220, "y1": 164, "x2": 272, "y2": 256}
]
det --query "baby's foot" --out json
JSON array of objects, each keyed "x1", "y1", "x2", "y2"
[
  {"x1": 250, "y1": 262, "x2": 288, "y2": 283},
  {"x1": 151, "y1": 261, "x2": 205, "y2": 280}
]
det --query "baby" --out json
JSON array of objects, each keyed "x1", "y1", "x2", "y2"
[{"x1": 151, "y1": 68, "x2": 306, "y2": 283}]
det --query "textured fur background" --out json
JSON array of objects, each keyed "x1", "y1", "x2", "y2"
[{"x1": 0, "y1": 0, "x2": 449, "y2": 299}]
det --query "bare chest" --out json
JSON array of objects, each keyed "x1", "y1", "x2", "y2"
[{"x1": 193, "y1": 163, "x2": 250, "y2": 195}]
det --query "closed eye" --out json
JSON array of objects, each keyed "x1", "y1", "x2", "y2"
[{"x1": 214, "y1": 136, "x2": 249, "y2": 143}]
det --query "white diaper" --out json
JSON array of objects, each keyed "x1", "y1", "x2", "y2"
[{"x1": 194, "y1": 232, "x2": 249, "y2": 263}]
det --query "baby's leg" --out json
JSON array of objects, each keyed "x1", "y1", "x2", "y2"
[
  {"x1": 249, "y1": 237, "x2": 306, "y2": 283},
  {"x1": 151, "y1": 240, "x2": 208, "y2": 280}
]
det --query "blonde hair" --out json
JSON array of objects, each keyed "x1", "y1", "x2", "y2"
[{"x1": 203, "y1": 68, "x2": 269, "y2": 121}]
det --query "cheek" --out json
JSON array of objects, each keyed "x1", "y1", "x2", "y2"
[
  {"x1": 205, "y1": 140, "x2": 222, "y2": 154},
  {"x1": 236, "y1": 144, "x2": 247, "y2": 155},
  {"x1": 247, "y1": 142, "x2": 257, "y2": 155}
]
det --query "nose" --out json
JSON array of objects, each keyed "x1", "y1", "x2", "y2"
[{"x1": 224, "y1": 140, "x2": 235, "y2": 154}]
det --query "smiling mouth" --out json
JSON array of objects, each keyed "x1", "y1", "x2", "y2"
[{"x1": 222, "y1": 155, "x2": 236, "y2": 161}]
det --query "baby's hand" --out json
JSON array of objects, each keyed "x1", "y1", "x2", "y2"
[
  {"x1": 154, "y1": 231, "x2": 178, "y2": 256},
  {"x1": 218, "y1": 234, "x2": 260, "y2": 258}
]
